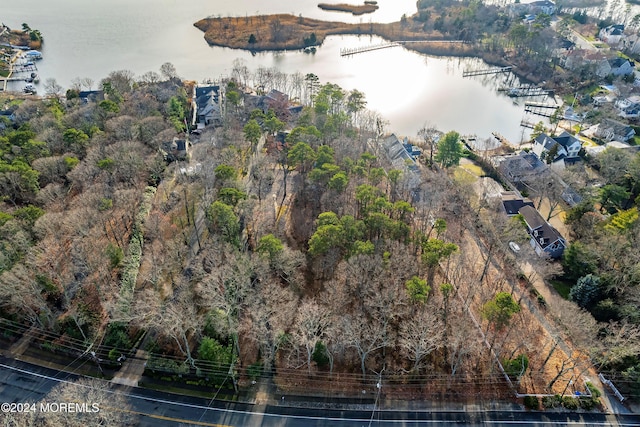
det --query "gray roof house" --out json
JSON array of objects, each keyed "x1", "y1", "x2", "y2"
[
  {"x1": 599, "y1": 24, "x2": 625, "y2": 46},
  {"x1": 532, "y1": 131, "x2": 582, "y2": 167},
  {"x1": 597, "y1": 57, "x2": 634, "y2": 77},
  {"x1": 380, "y1": 134, "x2": 419, "y2": 171},
  {"x1": 193, "y1": 85, "x2": 222, "y2": 128},
  {"x1": 493, "y1": 152, "x2": 549, "y2": 184},
  {"x1": 518, "y1": 205, "x2": 566, "y2": 258},
  {"x1": 595, "y1": 118, "x2": 636, "y2": 142},
  {"x1": 501, "y1": 191, "x2": 535, "y2": 216}
]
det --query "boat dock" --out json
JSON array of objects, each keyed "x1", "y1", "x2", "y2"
[
  {"x1": 340, "y1": 40, "x2": 465, "y2": 57},
  {"x1": 492, "y1": 131, "x2": 518, "y2": 149},
  {"x1": 463, "y1": 66, "x2": 512, "y2": 77},
  {"x1": 340, "y1": 42, "x2": 400, "y2": 57},
  {"x1": 520, "y1": 120, "x2": 540, "y2": 129},
  {"x1": 524, "y1": 102, "x2": 558, "y2": 117},
  {"x1": 499, "y1": 86, "x2": 553, "y2": 98}
]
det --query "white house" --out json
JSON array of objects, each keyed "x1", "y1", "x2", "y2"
[
  {"x1": 532, "y1": 131, "x2": 582, "y2": 164},
  {"x1": 599, "y1": 24, "x2": 625, "y2": 46},
  {"x1": 526, "y1": 0, "x2": 556, "y2": 15},
  {"x1": 614, "y1": 95, "x2": 640, "y2": 119},
  {"x1": 597, "y1": 58, "x2": 634, "y2": 77}
]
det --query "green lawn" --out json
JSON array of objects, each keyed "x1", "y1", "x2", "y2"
[{"x1": 550, "y1": 279, "x2": 572, "y2": 299}]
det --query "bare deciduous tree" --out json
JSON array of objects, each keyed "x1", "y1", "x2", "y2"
[
  {"x1": 291, "y1": 300, "x2": 332, "y2": 375},
  {"x1": 399, "y1": 307, "x2": 443, "y2": 372}
]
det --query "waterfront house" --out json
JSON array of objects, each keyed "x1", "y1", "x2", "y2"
[
  {"x1": 501, "y1": 191, "x2": 535, "y2": 216},
  {"x1": 78, "y1": 90, "x2": 104, "y2": 103},
  {"x1": 562, "y1": 49, "x2": 608, "y2": 73},
  {"x1": 193, "y1": 85, "x2": 222, "y2": 128},
  {"x1": 0, "y1": 107, "x2": 17, "y2": 130},
  {"x1": 246, "y1": 89, "x2": 291, "y2": 116},
  {"x1": 599, "y1": 24, "x2": 625, "y2": 46},
  {"x1": 532, "y1": 131, "x2": 581, "y2": 165},
  {"x1": 380, "y1": 134, "x2": 419, "y2": 171},
  {"x1": 518, "y1": 205, "x2": 566, "y2": 258},
  {"x1": 493, "y1": 152, "x2": 549, "y2": 184}
]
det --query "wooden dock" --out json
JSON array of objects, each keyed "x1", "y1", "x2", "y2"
[
  {"x1": 340, "y1": 40, "x2": 465, "y2": 57},
  {"x1": 463, "y1": 66, "x2": 512, "y2": 77},
  {"x1": 340, "y1": 42, "x2": 400, "y2": 56},
  {"x1": 499, "y1": 86, "x2": 552, "y2": 98},
  {"x1": 492, "y1": 131, "x2": 517, "y2": 148},
  {"x1": 520, "y1": 120, "x2": 540, "y2": 129},
  {"x1": 1, "y1": 49, "x2": 25, "y2": 91},
  {"x1": 524, "y1": 102, "x2": 559, "y2": 118}
]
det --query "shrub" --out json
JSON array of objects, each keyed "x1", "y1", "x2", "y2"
[
  {"x1": 524, "y1": 395, "x2": 539, "y2": 410},
  {"x1": 106, "y1": 243, "x2": 124, "y2": 268},
  {"x1": 579, "y1": 397, "x2": 597, "y2": 410},
  {"x1": 562, "y1": 396, "x2": 579, "y2": 410},
  {"x1": 503, "y1": 354, "x2": 529, "y2": 379},
  {"x1": 103, "y1": 322, "x2": 131, "y2": 350},
  {"x1": 312, "y1": 341, "x2": 329, "y2": 367},
  {"x1": 542, "y1": 394, "x2": 562, "y2": 408},
  {"x1": 586, "y1": 381, "x2": 602, "y2": 398}
]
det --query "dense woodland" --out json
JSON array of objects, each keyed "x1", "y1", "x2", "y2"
[{"x1": 0, "y1": 60, "x2": 638, "y2": 407}]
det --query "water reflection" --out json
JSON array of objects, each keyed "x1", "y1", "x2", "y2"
[{"x1": 4, "y1": 0, "x2": 533, "y2": 141}]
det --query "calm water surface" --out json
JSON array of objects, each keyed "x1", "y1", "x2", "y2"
[{"x1": 3, "y1": 0, "x2": 530, "y2": 142}]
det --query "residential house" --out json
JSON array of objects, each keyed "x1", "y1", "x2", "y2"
[
  {"x1": 0, "y1": 107, "x2": 16, "y2": 130},
  {"x1": 509, "y1": 0, "x2": 556, "y2": 18},
  {"x1": 501, "y1": 191, "x2": 535, "y2": 216},
  {"x1": 532, "y1": 131, "x2": 581, "y2": 165},
  {"x1": 562, "y1": 49, "x2": 608, "y2": 73},
  {"x1": 161, "y1": 136, "x2": 191, "y2": 162},
  {"x1": 380, "y1": 134, "x2": 419, "y2": 171},
  {"x1": 597, "y1": 57, "x2": 634, "y2": 77},
  {"x1": 599, "y1": 24, "x2": 625, "y2": 46},
  {"x1": 561, "y1": 186, "x2": 583, "y2": 207},
  {"x1": 518, "y1": 205, "x2": 567, "y2": 258},
  {"x1": 77, "y1": 90, "x2": 104, "y2": 103},
  {"x1": 246, "y1": 89, "x2": 290, "y2": 114},
  {"x1": 584, "y1": 140, "x2": 640, "y2": 156},
  {"x1": 594, "y1": 118, "x2": 636, "y2": 142},
  {"x1": 614, "y1": 95, "x2": 640, "y2": 119},
  {"x1": 527, "y1": 0, "x2": 556, "y2": 15},
  {"x1": 622, "y1": 33, "x2": 640, "y2": 55},
  {"x1": 493, "y1": 152, "x2": 549, "y2": 184},
  {"x1": 193, "y1": 85, "x2": 222, "y2": 129}
]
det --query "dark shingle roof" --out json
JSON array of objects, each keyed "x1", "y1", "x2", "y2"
[{"x1": 518, "y1": 205, "x2": 546, "y2": 230}]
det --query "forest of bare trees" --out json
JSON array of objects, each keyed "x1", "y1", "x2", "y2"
[{"x1": 0, "y1": 61, "x2": 638, "y2": 410}]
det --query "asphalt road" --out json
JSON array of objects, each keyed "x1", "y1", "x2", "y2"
[{"x1": 1, "y1": 357, "x2": 639, "y2": 426}]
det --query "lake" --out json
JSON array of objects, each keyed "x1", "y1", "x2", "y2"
[{"x1": 3, "y1": 0, "x2": 533, "y2": 142}]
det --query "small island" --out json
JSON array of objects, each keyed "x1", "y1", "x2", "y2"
[
  {"x1": 193, "y1": 13, "x2": 475, "y2": 57},
  {"x1": 318, "y1": 2, "x2": 379, "y2": 16}
]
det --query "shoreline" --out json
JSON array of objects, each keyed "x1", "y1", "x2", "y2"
[{"x1": 193, "y1": 13, "x2": 529, "y2": 82}]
